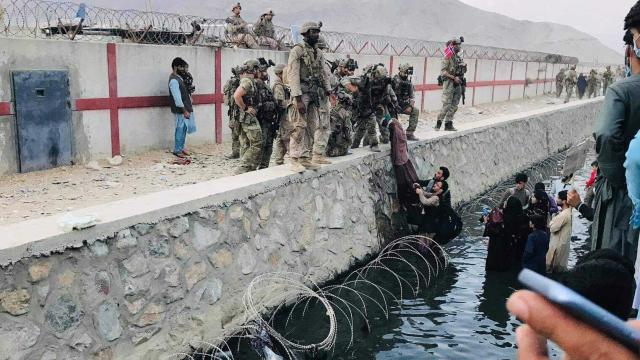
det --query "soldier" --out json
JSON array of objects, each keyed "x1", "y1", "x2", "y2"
[
  {"x1": 256, "y1": 60, "x2": 278, "y2": 169},
  {"x1": 273, "y1": 64, "x2": 292, "y2": 165},
  {"x1": 233, "y1": 59, "x2": 262, "y2": 174},
  {"x1": 253, "y1": 9, "x2": 280, "y2": 50},
  {"x1": 287, "y1": 21, "x2": 332, "y2": 172},
  {"x1": 555, "y1": 68, "x2": 566, "y2": 98},
  {"x1": 370, "y1": 64, "x2": 398, "y2": 144},
  {"x1": 392, "y1": 63, "x2": 420, "y2": 141},
  {"x1": 563, "y1": 65, "x2": 578, "y2": 103},
  {"x1": 326, "y1": 59, "x2": 357, "y2": 157},
  {"x1": 587, "y1": 69, "x2": 598, "y2": 98},
  {"x1": 351, "y1": 64, "x2": 381, "y2": 152},
  {"x1": 225, "y1": 3, "x2": 258, "y2": 49},
  {"x1": 223, "y1": 65, "x2": 244, "y2": 159},
  {"x1": 436, "y1": 37, "x2": 467, "y2": 131},
  {"x1": 602, "y1": 65, "x2": 614, "y2": 95}
]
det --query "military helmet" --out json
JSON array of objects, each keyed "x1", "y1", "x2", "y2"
[
  {"x1": 571, "y1": 65, "x2": 576, "y2": 70},
  {"x1": 232, "y1": 2, "x2": 241, "y2": 11},
  {"x1": 337, "y1": 58, "x2": 349, "y2": 67},
  {"x1": 244, "y1": 59, "x2": 260, "y2": 70},
  {"x1": 399, "y1": 63, "x2": 412, "y2": 72},
  {"x1": 373, "y1": 64, "x2": 388, "y2": 79},
  {"x1": 300, "y1": 21, "x2": 322, "y2": 34},
  {"x1": 263, "y1": 9, "x2": 274, "y2": 16},
  {"x1": 274, "y1": 64, "x2": 286, "y2": 74},
  {"x1": 447, "y1": 37, "x2": 462, "y2": 46}
]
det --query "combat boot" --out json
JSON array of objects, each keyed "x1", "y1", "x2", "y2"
[
  {"x1": 289, "y1": 158, "x2": 306, "y2": 173},
  {"x1": 225, "y1": 153, "x2": 240, "y2": 160},
  {"x1": 444, "y1": 122, "x2": 458, "y2": 131},
  {"x1": 312, "y1": 155, "x2": 332, "y2": 165},
  {"x1": 300, "y1": 158, "x2": 320, "y2": 170},
  {"x1": 434, "y1": 121, "x2": 442, "y2": 131},
  {"x1": 369, "y1": 144, "x2": 381, "y2": 153},
  {"x1": 406, "y1": 132, "x2": 419, "y2": 141}
]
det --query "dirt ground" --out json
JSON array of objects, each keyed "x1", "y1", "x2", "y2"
[{"x1": 0, "y1": 94, "x2": 575, "y2": 225}]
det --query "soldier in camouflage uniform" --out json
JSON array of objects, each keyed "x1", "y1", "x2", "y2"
[
  {"x1": 563, "y1": 65, "x2": 578, "y2": 103},
  {"x1": 225, "y1": 3, "x2": 258, "y2": 49},
  {"x1": 436, "y1": 37, "x2": 467, "y2": 131},
  {"x1": 253, "y1": 9, "x2": 280, "y2": 50},
  {"x1": 223, "y1": 65, "x2": 244, "y2": 159},
  {"x1": 351, "y1": 64, "x2": 381, "y2": 152},
  {"x1": 370, "y1": 65, "x2": 398, "y2": 144},
  {"x1": 555, "y1": 68, "x2": 566, "y2": 98},
  {"x1": 587, "y1": 69, "x2": 598, "y2": 98},
  {"x1": 287, "y1": 21, "x2": 332, "y2": 172},
  {"x1": 233, "y1": 60, "x2": 262, "y2": 174},
  {"x1": 273, "y1": 65, "x2": 291, "y2": 165},
  {"x1": 256, "y1": 61, "x2": 278, "y2": 169},
  {"x1": 326, "y1": 59, "x2": 357, "y2": 157},
  {"x1": 392, "y1": 63, "x2": 420, "y2": 141},
  {"x1": 602, "y1": 65, "x2": 614, "y2": 95}
]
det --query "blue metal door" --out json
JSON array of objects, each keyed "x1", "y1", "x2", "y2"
[{"x1": 12, "y1": 71, "x2": 72, "y2": 173}]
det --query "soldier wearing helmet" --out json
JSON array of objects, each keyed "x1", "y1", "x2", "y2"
[
  {"x1": 225, "y1": 3, "x2": 258, "y2": 49},
  {"x1": 254, "y1": 9, "x2": 280, "y2": 50},
  {"x1": 392, "y1": 63, "x2": 420, "y2": 141},
  {"x1": 287, "y1": 21, "x2": 333, "y2": 172},
  {"x1": 436, "y1": 36, "x2": 466, "y2": 131},
  {"x1": 233, "y1": 59, "x2": 262, "y2": 174}
]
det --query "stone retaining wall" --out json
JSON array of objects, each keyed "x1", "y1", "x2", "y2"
[{"x1": 0, "y1": 100, "x2": 601, "y2": 359}]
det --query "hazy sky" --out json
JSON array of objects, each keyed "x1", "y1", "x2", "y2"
[{"x1": 459, "y1": 0, "x2": 636, "y2": 54}]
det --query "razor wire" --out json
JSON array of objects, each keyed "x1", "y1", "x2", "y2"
[{"x1": 1, "y1": 0, "x2": 580, "y2": 63}]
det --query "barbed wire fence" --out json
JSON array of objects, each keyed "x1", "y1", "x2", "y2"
[{"x1": 1, "y1": 0, "x2": 580, "y2": 64}]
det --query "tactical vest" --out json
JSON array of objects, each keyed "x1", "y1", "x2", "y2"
[
  {"x1": 223, "y1": 75, "x2": 240, "y2": 108},
  {"x1": 370, "y1": 77, "x2": 391, "y2": 107},
  {"x1": 240, "y1": 77, "x2": 259, "y2": 121},
  {"x1": 256, "y1": 80, "x2": 277, "y2": 126},
  {"x1": 293, "y1": 43, "x2": 325, "y2": 91},
  {"x1": 393, "y1": 75, "x2": 412, "y2": 101}
]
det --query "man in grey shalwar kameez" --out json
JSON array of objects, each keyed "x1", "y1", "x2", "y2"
[{"x1": 591, "y1": 16, "x2": 640, "y2": 263}]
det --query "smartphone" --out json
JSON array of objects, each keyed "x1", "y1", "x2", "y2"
[{"x1": 518, "y1": 269, "x2": 640, "y2": 352}]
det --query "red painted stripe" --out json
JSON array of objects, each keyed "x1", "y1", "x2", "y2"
[
  {"x1": 508, "y1": 62, "x2": 515, "y2": 101},
  {"x1": 523, "y1": 62, "x2": 529, "y2": 99},
  {"x1": 0, "y1": 102, "x2": 11, "y2": 116},
  {"x1": 491, "y1": 60, "x2": 498, "y2": 102},
  {"x1": 75, "y1": 98, "x2": 111, "y2": 111},
  {"x1": 389, "y1": 55, "x2": 394, "y2": 75},
  {"x1": 76, "y1": 94, "x2": 222, "y2": 111},
  {"x1": 107, "y1": 43, "x2": 120, "y2": 157},
  {"x1": 472, "y1": 60, "x2": 479, "y2": 106},
  {"x1": 214, "y1": 48, "x2": 223, "y2": 144}
]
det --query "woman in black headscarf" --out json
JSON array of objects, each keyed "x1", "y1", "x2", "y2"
[{"x1": 503, "y1": 197, "x2": 532, "y2": 269}]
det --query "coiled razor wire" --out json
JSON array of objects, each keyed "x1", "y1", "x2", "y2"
[
  {"x1": 1, "y1": 0, "x2": 581, "y2": 63},
  {"x1": 165, "y1": 235, "x2": 448, "y2": 359}
]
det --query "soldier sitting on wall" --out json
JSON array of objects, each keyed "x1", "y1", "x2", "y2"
[
  {"x1": 253, "y1": 9, "x2": 281, "y2": 50},
  {"x1": 225, "y1": 3, "x2": 259, "y2": 49}
]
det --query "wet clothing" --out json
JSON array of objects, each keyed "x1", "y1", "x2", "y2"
[
  {"x1": 500, "y1": 187, "x2": 531, "y2": 209},
  {"x1": 523, "y1": 229, "x2": 550, "y2": 274},
  {"x1": 592, "y1": 75, "x2": 640, "y2": 263},
  {"x1": 390, "y1": 120, "x2": 419, "y2": 207}
]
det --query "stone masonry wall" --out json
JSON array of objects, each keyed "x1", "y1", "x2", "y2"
[{"x1": 0, "y1": 101, "x2": 601, "y2": 360}]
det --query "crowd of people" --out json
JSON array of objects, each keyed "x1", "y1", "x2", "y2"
[
  {"x1": 507, "y1": 1, "x2": 640, "y2": 358},
  {"x1": 556, "y1": 64, "x2": 621, "y2": 103}
]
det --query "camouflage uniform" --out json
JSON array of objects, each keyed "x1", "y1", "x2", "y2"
[
  {"x1": 225, "y1": 5, "x2": 258, "y2": 49},
  {"x1": 563, "y1": 67, "x2": 577, "y2": 103},
  {"x1": 236, "y1": 76, "x2": 263, "y2": 173},
  {"x1": 392, "y1": 64, "x2": 420, "y2": 139},
  {"x1": 352, "y1": 65, "x2": 380, "y2": 151},
  {"x1": 253, "y1": 10, "x2": 280, "y2": 50},
  {"x1": 326, "y1": 73, "x2": 354, "y2": 157},
  {"x1": 223, "y1": 67, "x2": 243, "y2": 158},
  {"x1": 256, "y1": 77, "x2": 278, "y2": 169},
  {"x1": 436, "y1": 41, "x2": 466, "y2": 130},
  {"x1": 287, "y1": 22, "x2": 332, "y2": 168},
  {"x1": 273, "y1": 66, "x2": 291, "y2": 165},
  {"x1": 555, "y1": 69, "x2": 565, "y2": 97},
  {"x1": 602, "y1": 66, "x2": 613, "y2": 95},
  {"x1": 587, "y1": 70, "x2": 598, "y2": 98},
  {"x1": 370, "y1": 67, "x2": 396, "y2": 144}
]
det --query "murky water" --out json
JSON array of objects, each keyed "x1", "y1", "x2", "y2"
[{"x1": 192, "y1": 153, "x2": 593, "y2": 360}]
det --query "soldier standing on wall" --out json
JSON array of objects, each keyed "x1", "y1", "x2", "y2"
[
  {"x1": 273, "y1": 64, "x2": 292, "y2": 165},
  {"x1": 602, "y1": 65, "x2": 614, "y2": 95},
  {"x1": 233, "y1": 59, "x2": 262, "y2": 174},
  {"x1": 392, "y1": 63, "x2": 420, "y2": 141},
  {"x1": 287, "y1": 21, "x2": 332, "y2": 172},
  {"x1": 256, "y1": 58, "x2": 278, "y2": 169},
  {"x1": 436, "y1": 37, "x2": 467, "y2": 132},
  {"x1": 370, "y1": 64, "x2": 399, "y2": 144},
  {"x1": 223, "y1": 65, "x2": 244, "y2": 159},
  {"x1": 555, "y1": 68, "x2": 566, "y2": 98},
  {"x1": 351, "y1": 64, "x2": 381, "y2": 152},
  {"x1": 326, "y1": 58, "x2": 358, "y2": 157},
  {"x1": 563, "y1": 65, "x2": 578, "y2": 103}
]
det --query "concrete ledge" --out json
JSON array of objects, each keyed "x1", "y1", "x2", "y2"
[{"x1": 0, "y1": 98, "x2": 602, "y2": 266}]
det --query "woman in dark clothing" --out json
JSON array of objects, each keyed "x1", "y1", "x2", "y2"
[
  {"x1": 503, "y1": 197, "x2": 532, "y2": 268},
  {"x1": 389, "y1": 119, "x2": 418, "y2": 208},
  {"x1": 484, "y1": 206, "x2": 510, "y2": 272},
  {"x1": 528, "y1": 189, "x2": 551, "y2": 219},
  {"x1": 523, "y1": 214, "x2": 550, "y2": 274},
  {"x1": 577, "y1": 73, "x2": 588, "y2": 99}
]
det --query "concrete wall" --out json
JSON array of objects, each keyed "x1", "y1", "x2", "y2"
[
  {"x1": 0, "y1": 100, "x2": 601, "y2": 359},
  {"x1": 0, "y1": 38, "x2": 571, "y2": 176}
]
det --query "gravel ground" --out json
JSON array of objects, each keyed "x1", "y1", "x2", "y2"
[{"x1": 0, "y1": 94, "x2": 587, "y2": 225}]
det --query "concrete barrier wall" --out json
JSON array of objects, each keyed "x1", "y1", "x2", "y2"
[
  {"x1": 0, "y1": 100, "x2": 601, "y2": 359},
  {"x1": 0, "y1": 38, "x2": 570, "y2": 176}
]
